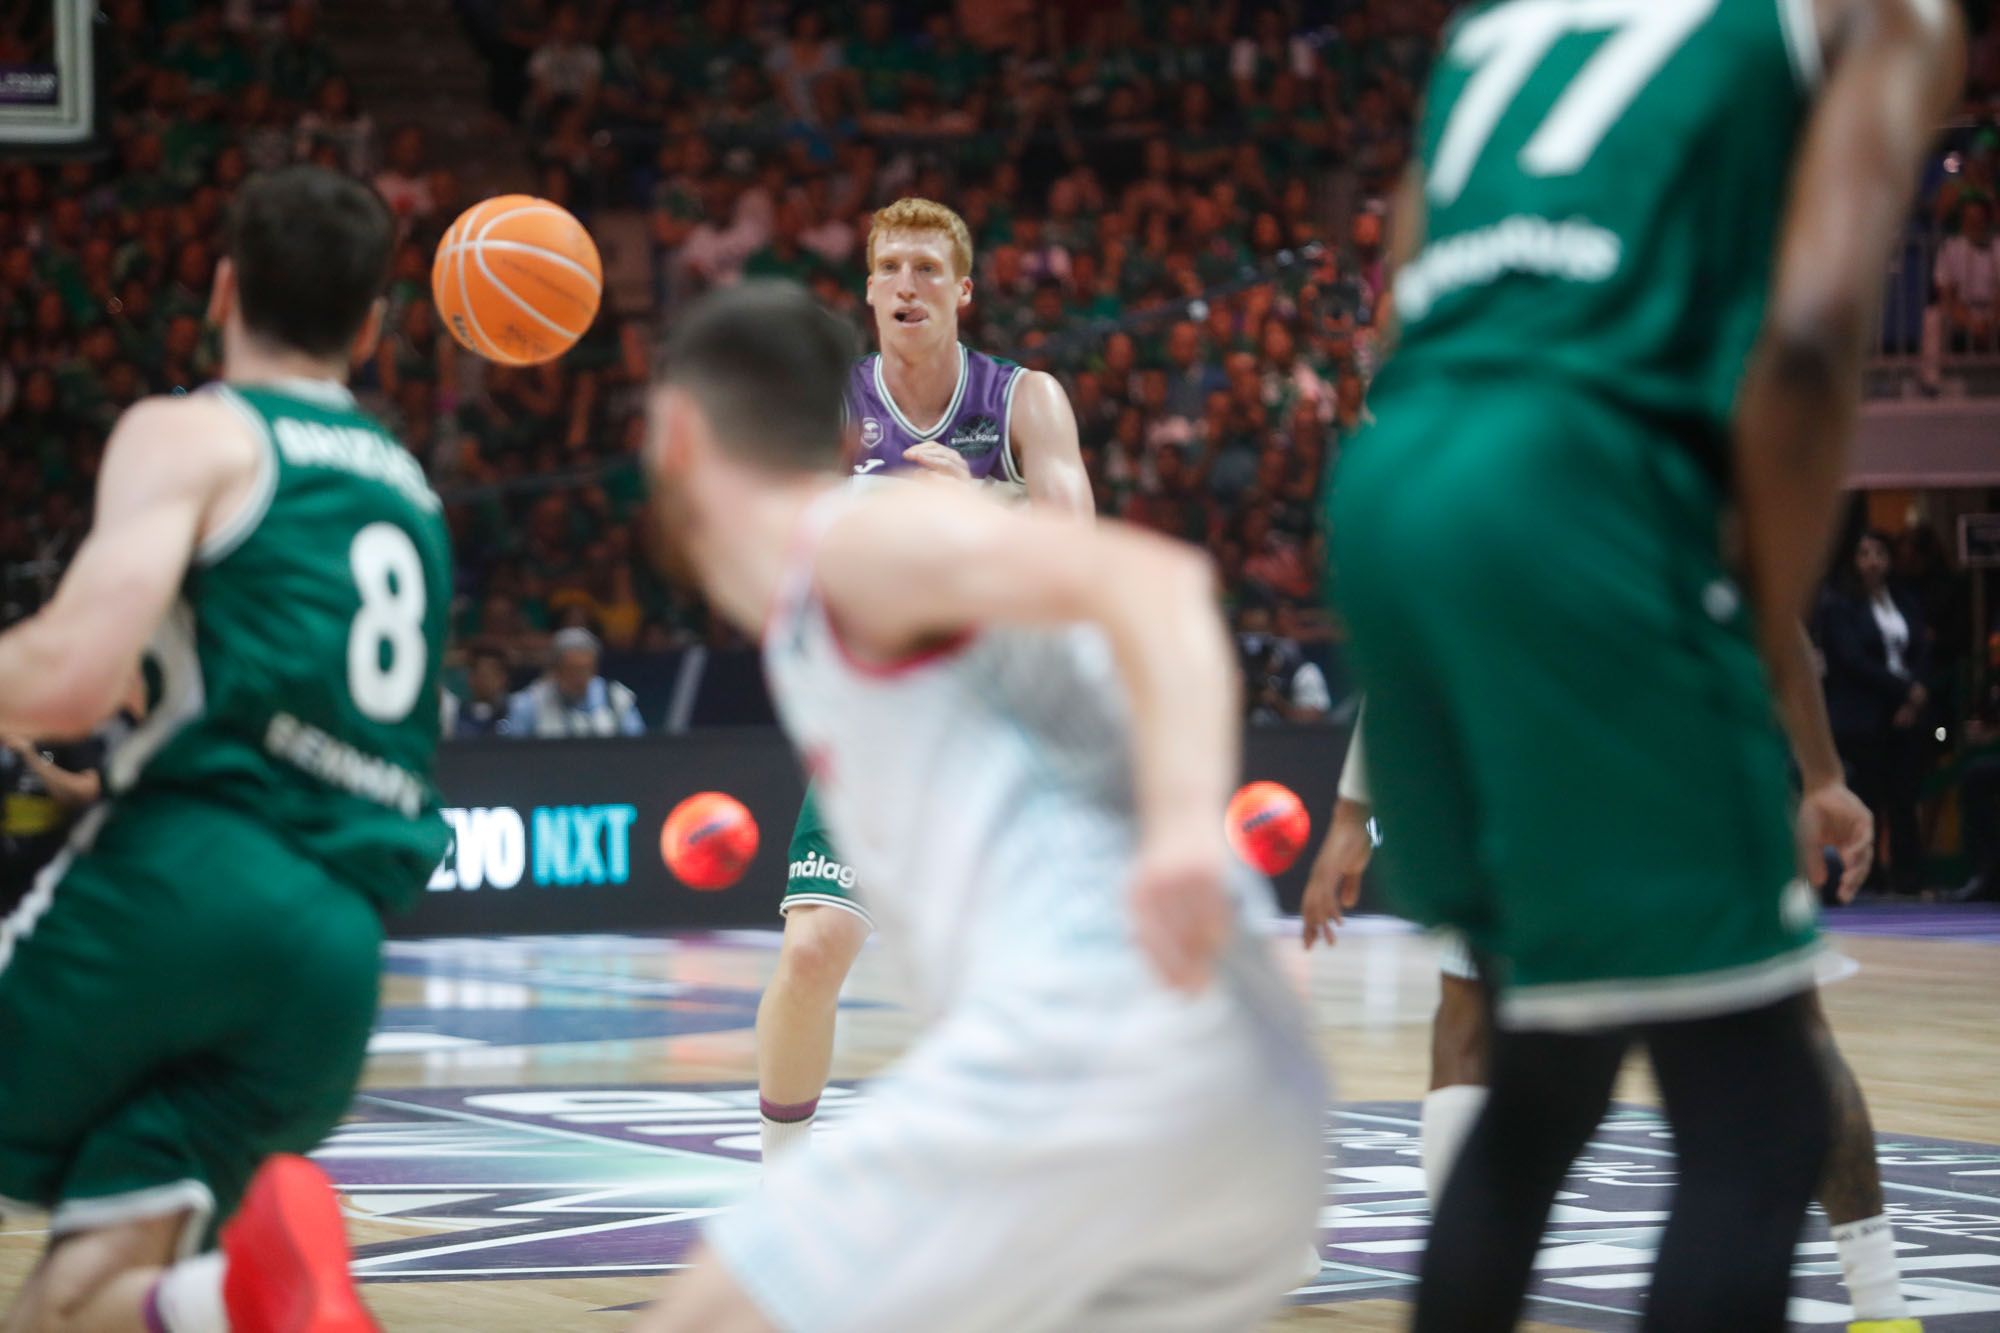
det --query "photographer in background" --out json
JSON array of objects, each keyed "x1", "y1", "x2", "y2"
[
  {"x1": 1238, "y1": 600, "x2": 1332, "y2": 725},
  {"x1": 443, "y1": 642, "x2": 515, "y2": 738}
]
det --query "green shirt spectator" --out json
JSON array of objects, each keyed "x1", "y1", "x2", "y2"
[
  {"x1": 744, "y1": 200, "x2": 826, "y2": 287},
  {"x1": 674, "y1": 15, "x2": 761, "y2": 98},
  {"x1": 266, "y1": 40, "x2": 338, "y2": 103},
  {"x1": 847, "y1": 3, "x2": 915, "y2": 113},
  {"x1": 161, "y1": 114, "x2": 229, "y2": 192},
  {"x1": 742, "y1": 243, "x2": 824, "y2": 286},
  {"x1": 603, "y1": 11, "x2": 679, "y2": 119},
  {"x1": 922, "y1": 14, "x2": 989, "y2": 106},
  {"x1": 165, "y1": 13, "x2": 255, "y2": 97}
]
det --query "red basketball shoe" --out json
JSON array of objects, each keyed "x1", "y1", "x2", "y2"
[{"x1": 220, "y1": 1155, "x2": 378, "y2": 1333}]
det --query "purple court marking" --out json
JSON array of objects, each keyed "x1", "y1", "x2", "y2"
[
  {"x1": 323, "y1": 1088, "x2": 2000, "y2": 1329},
  {"x1": 1823, "y1": 902, "x2": 2000, "y2": 945}
]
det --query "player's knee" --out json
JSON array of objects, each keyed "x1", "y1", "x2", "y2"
[{"x1": 776, "y1": 909, "x2": 866, "y2": 997}]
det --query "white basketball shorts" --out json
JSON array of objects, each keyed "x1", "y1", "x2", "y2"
[{"x1": 705, "y1": 940, "x2": 1326, "y2": 1333}]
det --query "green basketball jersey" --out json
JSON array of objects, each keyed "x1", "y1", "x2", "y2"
[
  {"x1": 1377, "y1": 0, "x2": 1820, "y2": 445},
  {"x1": 108, "y1": 379, "x2": 453, "y2": 912}
]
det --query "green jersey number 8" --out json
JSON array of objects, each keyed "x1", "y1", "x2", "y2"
[
  {"x1": 1429, "y1": 0, "x2": 1720, "y2": 206},
  {"x1": 348, "y1": 522, "x2": 427, "y2": 723}
]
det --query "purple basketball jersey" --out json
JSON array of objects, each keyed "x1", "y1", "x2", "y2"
[{"x1": 847, "y1": 345, "x2": 1025, "y2": 484}]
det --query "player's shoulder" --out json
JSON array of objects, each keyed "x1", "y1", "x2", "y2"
[
  {"x1": 95, "y1": 389, "x2": 261, "y2": 507},
  {"x1": 969, "y1": 346, "x2": 1024, "y2": 376},
  {"x1": 108, "y1": 390, "x2": 259, "y2": 468},
  {"x1": 116, "y1": 387, "x2": 240, "y2": 431}
]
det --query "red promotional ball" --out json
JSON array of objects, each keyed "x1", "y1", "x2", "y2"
[
  {"x1": 1226, "y1": 781, "x2": 1311, "y2": 875},
  {"x1": 661, "y1": 792, "x2": 760, "y2": 891}
]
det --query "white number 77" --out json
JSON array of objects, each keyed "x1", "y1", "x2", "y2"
[{"x1": 1428, "y1": 0, "x2": 1721, "y2": 207}]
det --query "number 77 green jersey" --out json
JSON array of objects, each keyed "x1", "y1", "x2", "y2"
[
  {"x1": 109, "y1": 378, "x2": 453, "y2": 912},
  {"x1": 1378, "y1": 0, "x2": 1820, "y2": 453}
]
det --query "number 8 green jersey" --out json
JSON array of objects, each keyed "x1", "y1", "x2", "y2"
[
  {"x1": 1378, "y1": 0, "x2": 1819, "y2": 454},
  {"x1": 110, "y1": 379, "x2": 454, "y2": 912}
]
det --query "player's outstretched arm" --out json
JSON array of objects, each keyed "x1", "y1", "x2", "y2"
[
  {"x1": 1735, "y1": 0, "x2": 1963, "y2": 663},
  {"x1": 816, "y1": 485, "x2": 1234, "y2": 988},
  {"x1": 1009, "y1": 370, "x2": 1093, "y2": 517},
  {"x1": 0, "y1": 395, "x2": 251, "y2": 738}
]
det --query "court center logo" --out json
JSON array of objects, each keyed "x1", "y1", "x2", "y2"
[{"x1": 321, "y1": 1091, "x2": 2000, "y2": 1327}]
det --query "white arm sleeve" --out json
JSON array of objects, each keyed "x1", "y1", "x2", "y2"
[{"x1": 1337, "y1": 704, "x2": 1371, "y2": 804}]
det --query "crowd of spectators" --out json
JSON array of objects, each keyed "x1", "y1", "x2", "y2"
[
  {"x1": 444, "y1": 0, "x2": 1443, "y2": 723},
  {"x1": 4, "y1": 0, "x2": 1999, "y2": 750},
  {"x1": 1, "y1": 0, "x2": 383, "y2": 596},
  {"x1": 4, "y1": 0, "x2": 1439, "y2": 727}
]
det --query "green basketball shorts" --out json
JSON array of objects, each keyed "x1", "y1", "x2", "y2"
[
  {"x1": 780, "y1": 785, "x2": 872, "y2": 927},
  {"x1": 0, "y1": 792, "x2": 384, "y2": 1250},
  {"x1": 1328, "y1": 375, "x2": 1819, "y2": 1032}
]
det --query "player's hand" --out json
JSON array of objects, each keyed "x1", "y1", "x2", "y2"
[
  {"x1": 1128, "y1": 829, "x2": 1232, "y2": 993},
  {"x1": 902, "y1": 442, "x2": 973, "y2": 483},
  {"x1": 2, "y1": 735, "x2": 32, "y2": 758},
  {"x1": 1302, "y1": 798, "x2": 1373, "y2": 949},
  {"x1": 1798, "y1": 780, "x2": 1874, "y2": 904}
]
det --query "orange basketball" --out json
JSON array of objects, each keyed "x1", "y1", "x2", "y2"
[
  {"x1": 660, "y1": 792, "x2": 760, "y2": 891},
  {"x1": 431, "y1": 195, "x2": 602, "y2": 365},
  {"x1": 1225, "y1": 780, "x2": 1311, "y2": 875}
]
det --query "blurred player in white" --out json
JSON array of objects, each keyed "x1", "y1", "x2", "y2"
[{"x1": 634, "y1": 282, "x2": 1323, "y2": 1333}]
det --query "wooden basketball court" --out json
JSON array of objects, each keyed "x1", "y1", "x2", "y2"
[{"x1": 3, "y1": 906, "x2": 1996, "y2": 1330}]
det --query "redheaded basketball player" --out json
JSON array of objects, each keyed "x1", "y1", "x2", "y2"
[{"x1": 754, "y1": 198, "x2": 1091, "y2": 1165}]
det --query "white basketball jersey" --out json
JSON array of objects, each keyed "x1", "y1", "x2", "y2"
[{"x1": 762, "y1": 491, "x2": 1273, "y2": 1016}]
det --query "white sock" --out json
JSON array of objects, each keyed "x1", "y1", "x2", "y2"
[
  {"x1": 1420, "y1": 1084, "x2": 1489, "y2": 1210},
  {"x1": 759, "y1": 1112, "x2": 814, "y2": 1165},
  {"x1": 1831, "y1": 1214, "x2": 1908, "y2": 1321},
  {"x1": 149, "y1": 1251, "x2": 227, "y2": 1333}
]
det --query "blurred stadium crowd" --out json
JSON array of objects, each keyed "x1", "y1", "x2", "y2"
[
  {"x1": 1, "y1": 0, "x2": 1997, "y2": 788},
  {"x1": 2, "y1": 1, "x2": 1442, "y2": 707}
]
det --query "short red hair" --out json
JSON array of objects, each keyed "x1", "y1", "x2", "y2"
[{"x1": 866, "y1": 197, "x2": 974, "y2": 277}]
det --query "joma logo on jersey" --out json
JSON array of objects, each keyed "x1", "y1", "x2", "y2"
[
  {"x1": 430, "y1": 804, "x2": 638, "y2": 891},
  {"x1": 789, "y1": 849, "x2": 857, "y2": 890},
  {"x1": 946, "y1": 414, "x2": 1001, "y2": 457}
]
